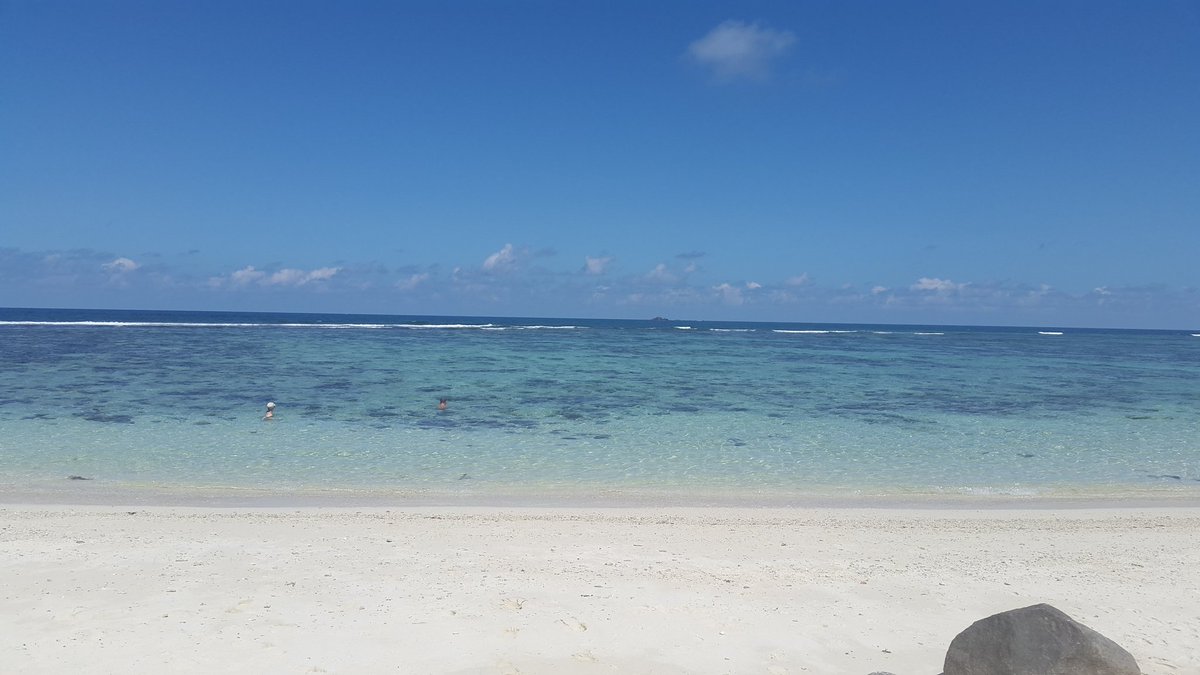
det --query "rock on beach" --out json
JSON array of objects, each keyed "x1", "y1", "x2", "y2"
[{"x1": 943, "y1": 603, "x2": 1141, "y2": 675}]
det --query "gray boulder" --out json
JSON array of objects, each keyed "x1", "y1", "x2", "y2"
[{"x1": 944, "y1": 603, "x2": 1140, "y2": 675}]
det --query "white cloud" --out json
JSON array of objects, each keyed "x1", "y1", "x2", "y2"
[
  {"x1": 646, "y1": 263, "x2": 677, "y2": 283},
  {"x1": 230, "y1": 266, "x2": 267, "y2": 286},
  {"x1": 7, "y1": 245, "x2": 1197, "y2": 327},
  {"x1": 714, "y1": 282, "x2": 745, "y2": 305},
  {"x1": 265, "y1": 267, "x2": 339, "y2": 286},
  {"x1": 483, "y1": 243, "x2": 516, "y2": 271},
  {"x1": 102, "y1": 257, "x2": 139, "y2": 273},
  {"x1": 911, "y1": 277, "x2": 965, "y2": 293},
  {"x1": 584, "y1": 256, "x2": 612, "y2": 275},
  {"x1": 221, "y1": 265, "x2": 339, "y2": 288},
  {"x1": 305, "y1": 267, "x2": 339, "y2": 283},
  {"x1": 396, "y1": 273, "x2": 430, "y2": 291},
  {"x1": 267, "y1": 269, "x2": 307, "y2": 286},
  {"x1": 687, "y1": 20, "x2": 796, "y2": 81}
]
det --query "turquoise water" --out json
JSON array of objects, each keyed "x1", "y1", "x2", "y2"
[{"x1": 2, "y1": 308, "x2": 1199, "y2": 503}]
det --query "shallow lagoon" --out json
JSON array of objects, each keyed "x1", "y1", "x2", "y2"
[{"x1": 2, "y1": 308, "x2": 1198, "y2": 503}]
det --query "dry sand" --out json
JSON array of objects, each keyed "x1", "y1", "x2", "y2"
[{"x1": 2, "y1": 505, "x2": 1198, "y2": 674}]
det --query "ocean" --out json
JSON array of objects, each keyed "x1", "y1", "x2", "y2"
[{"x1": 1, "y1": 307, "x2": 1198, "y2": 505}]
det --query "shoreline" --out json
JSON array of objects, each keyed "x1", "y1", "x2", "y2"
[
  {"x1": 3, "y1": 479, "x2": 1199, "y2": 509},
  {"x1": 4, "y1": 504, "x2": 1199, "y2": 673},
  {"x1": 7, "y1": 502, "x2": 1200, "y2": 519}
]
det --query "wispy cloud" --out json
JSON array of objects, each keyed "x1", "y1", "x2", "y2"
[
  {"x1": 483, "y1": 243, "x2": 517, "y2": 272},
  {"x1": 216, "y1": 265, "x2": 341, "y2": 288},
  {"x1": 229, "y1": 266, "x2": 266, "y2": 286},
  {"x1": 645, "y1": 263, "x2": 677, "y2": 283},
  {"x1": 396, "y1": 273, "x2": 431, "y2": 291},
  {"x1": 0, "y1": 248, "x2": 181, "y2": 293},
  {"x1": 713, "y1": 282, "x2": 744, "y2": 305},
  {"x1": 268, "y1": 267, "x2": 339, "y2": 286},
  {"x1": 584, "y1": 255, "x2": 613, "y2": 275},
  {"x1": 687, "y1": 20, "x2": 796, "y2": 82},
  {"x1": 2, "y1": 246, "x2": 1196, "y2": 328},
  {"x1": 713, "y1": 281, "x2": 764, "y2": 305},
  {"x1": 911, "y1": 277, "x2": 965, "y2": 293},
  {"x1": 102, "y1": 257, "x2": 139, "y2": 273}
]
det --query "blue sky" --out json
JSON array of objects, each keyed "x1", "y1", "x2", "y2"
[{"x1": 2, "y1": 1, "x2": 1197, "y2": 327}]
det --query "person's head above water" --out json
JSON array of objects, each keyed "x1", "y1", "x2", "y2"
[
  {"x1": 437, "y1": 398, "x2": 448, "y2": 410},
  {"x1": 266, "y1": 402, "x2": 276, "y2": 410}
]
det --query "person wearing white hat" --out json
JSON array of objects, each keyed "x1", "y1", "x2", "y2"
[{"x1": 263, "y1": 401, "x2": 276, "y2": 420}]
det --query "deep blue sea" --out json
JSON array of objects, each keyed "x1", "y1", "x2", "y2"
[{"x1": 2, "y1": 308, "x2": 1198, "y2": 504}]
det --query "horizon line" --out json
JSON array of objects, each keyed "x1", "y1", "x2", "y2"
[{"x1": 1, "y1": 306, "x2": 1195, "y2": 334}]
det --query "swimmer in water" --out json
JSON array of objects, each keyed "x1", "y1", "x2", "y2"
[
  {"x1": 437, "y1": 398, "x2": 448, "y2": 411},
  {"x1": 263, "y1": 401, "x2": 276, "y2": 420}
]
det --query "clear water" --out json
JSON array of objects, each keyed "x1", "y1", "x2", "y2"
[{"x1": 2, "y1": 308, "x2": 1198, "y2": 503}]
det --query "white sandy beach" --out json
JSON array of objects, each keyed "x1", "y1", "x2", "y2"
[{"x1": 2, "y1": 505, "x2": 1198, "y2": 674}]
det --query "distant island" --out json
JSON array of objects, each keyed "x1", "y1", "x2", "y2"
[{"x1": 650, "y1": 316, "x2": 671, "y2": 322}]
